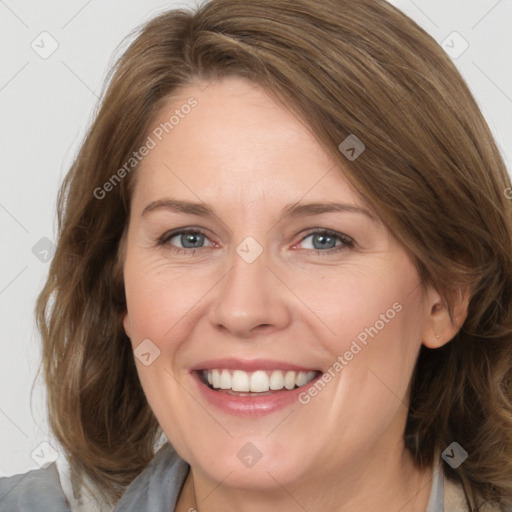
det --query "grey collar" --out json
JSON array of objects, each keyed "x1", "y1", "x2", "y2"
[{"x1": 113, "y1": 443, "x2": 190, "y2": 512}]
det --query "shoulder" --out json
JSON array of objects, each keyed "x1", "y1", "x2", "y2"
[
  {"x1": 0, "y1": 463, "x2": 71, "y2": 512},
  {"x1": 0, "y1": 443, "x2": 188, "y2": 512}
]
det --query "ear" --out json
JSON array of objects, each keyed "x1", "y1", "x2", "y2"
[
  {"x1": 123, "y1": 313, "x2": 131, "y2": 339},
  {"x1": 116, "y1": 226, "x2": 131, "y2": 339},
  {"x1": 422, "y1": 285, "x2": 470, "y2": 349}
]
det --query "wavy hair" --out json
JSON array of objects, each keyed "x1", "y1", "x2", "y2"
[{"x1": 35, "y1": 0, "x2": 512, "y2": 508}]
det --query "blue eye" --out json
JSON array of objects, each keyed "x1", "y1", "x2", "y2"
[
  {"x1": 296, "y1": 230, "x2": 354, "y2": 254},
  {"x1": 157, "y1": 229, "x2": 212, "y2": 254},
  {"x1": 156, "y1": 228, "x2": 353, "y2": 255}
]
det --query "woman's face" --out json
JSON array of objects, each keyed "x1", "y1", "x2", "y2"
[{"x1": 122, "y1": 77, "x2": 435, "y2": 491}]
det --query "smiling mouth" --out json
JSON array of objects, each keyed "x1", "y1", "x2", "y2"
[{"x1": 197, "y1": 369, "x2": 321, "y2": 395}]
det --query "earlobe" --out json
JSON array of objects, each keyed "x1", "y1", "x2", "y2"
[{"x1": 422, "y1": 286, "x2": 470, "y2": 349}]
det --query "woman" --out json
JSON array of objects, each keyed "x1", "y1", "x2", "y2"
[{"x1": 1, "y1": 0, "x2": 511, "y2": 510}]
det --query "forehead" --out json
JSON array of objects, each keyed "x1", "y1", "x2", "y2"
[{"x1": 131, "y1": 77, "x2": 368, "y2": 214}]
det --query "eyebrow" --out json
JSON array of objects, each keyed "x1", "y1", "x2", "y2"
[{"x1": 141, "y1": 198, "x2": 377, "y2": 222}]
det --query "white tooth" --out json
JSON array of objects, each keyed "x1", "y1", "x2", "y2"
[
  {"x1": 208, "y1": 368, "x2": 316, "y2": 392},
  {"x1": 212, "y1": 369, "x2": 220, "y2": 388},
  {"x1": 269, "y1": 370, "x2": 285, "y2": 390},
  {"x1": 250, "y1": 370, "x2": 270, "y2": 392},
  {"x1": 295, "y1": 371, "x2": 307, "y2": 387},
  {"x1": 284, "y1": 371, "x2": 296, "y2": 390},
  {"x1": 219, "y1": 369, "x2": 231, "y2": 389},
  {"x1": 305, "y1": 371, "x2": 317, "y2": 384},
  {"x1": 232, "y1": 370, "x2": 250, "y2": 392}
]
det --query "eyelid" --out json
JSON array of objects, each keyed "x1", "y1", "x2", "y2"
[
  {"x1": 297, "y1": 228, "x2": 353, "y2": 245},
  {"x1": 156, "y1": 227, "x2": 354, "y2": 254},
  {"x1": 293, "y1": 229, "x2": 354, "y2": 253},
  {"x1": 156, "y1": 227, "x2": 214, "y2": 248}
]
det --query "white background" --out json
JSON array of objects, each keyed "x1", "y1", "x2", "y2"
[{"x1": 1, "y1": 0, "x2": 511, "y2": 476}]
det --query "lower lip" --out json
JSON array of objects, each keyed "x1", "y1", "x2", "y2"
[{"x1": 191, "y1": 371, "x2": 321, "y2": 416}]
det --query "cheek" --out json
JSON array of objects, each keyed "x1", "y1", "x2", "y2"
[
  {"x1": 124, "y1": 246, "x2": 425, "y2": 366},
  {"x1": 295, "y1": 264, "x2": 425, "y2": 450},
  {"x1": 297, "y1": 258, "x2": 426, "y2": 413},
  {"x1": 123, "y1": 252, "x2": 205, "y2": 343},
  {"x1": 284, "y1": 259, "x2": 423, "y2": 357}
]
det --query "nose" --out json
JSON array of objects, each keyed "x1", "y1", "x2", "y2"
[{"x1": 208, "y1": 244, "x2": 292, "y2": 339}]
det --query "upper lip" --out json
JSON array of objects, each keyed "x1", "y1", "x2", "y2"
[{"x1": 190, "y1": 358, "x2": 320, "y2": 372}]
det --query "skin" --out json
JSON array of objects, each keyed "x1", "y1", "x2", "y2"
[{"x1": 122, "y1": 76, "x2": 468, "y2": 511}]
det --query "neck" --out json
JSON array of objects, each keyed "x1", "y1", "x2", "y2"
[{"x1": 175, "y1": 445, "x2": 433, "y2": 512}]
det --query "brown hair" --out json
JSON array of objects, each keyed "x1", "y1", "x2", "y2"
[{"x1": 35, "y1": 0, "x2": 512, "y2": 509}]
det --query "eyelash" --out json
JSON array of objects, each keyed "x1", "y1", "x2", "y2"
[{"x1": 155, "y1": 228, "x2": 354, "y2": 256}]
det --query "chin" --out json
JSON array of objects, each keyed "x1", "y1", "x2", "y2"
[{"x1": 185, "y1": 435, "x2": 310, "y2": 489}]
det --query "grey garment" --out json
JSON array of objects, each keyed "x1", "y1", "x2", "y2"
[
  {"x1": 1, "y1": 442, "x2": 444, "y2": 511},
  {"x1": 0, "y1": 443, "x2": 190, "y2": 512},
  {"x1": 426, "y1": 463, "x2": 444, "y2": 512},
  {"x1": 0, "y1": 461, "x2": 71, "y2": 512},
  {"x1": 113, "y1": 443, "x2": 189, "y2": 512}
]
